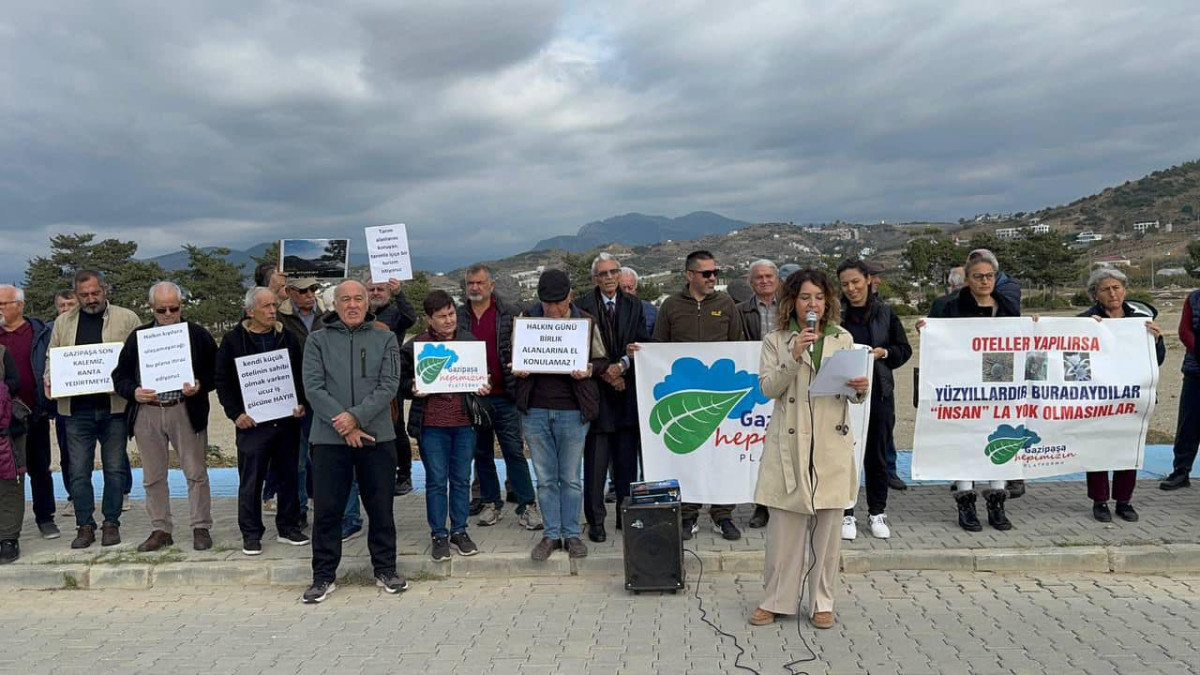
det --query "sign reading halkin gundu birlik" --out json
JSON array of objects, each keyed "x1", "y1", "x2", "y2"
[{"x1": 913, "y1": 317, "x2": 1159, "y2": 480}]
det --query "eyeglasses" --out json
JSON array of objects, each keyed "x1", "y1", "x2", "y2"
[
  {"x1": 690, "y1": 269, "x2": 719, "y2": 279},
  {"x1": 970, "y1": 273, "x2": 996, "y2": 282},
  {"x1": 154, "y1": 306, "x2": 181, "y2": 315},
  {"x1": 594, "y1": 269, "x2": 621, "y2": 278},
  {"x1": 294, "y1": 287, "x2": 318, "y2": 294},
  {"x1": 0, "y1": 300, "x2": 20, "y2": 307}
]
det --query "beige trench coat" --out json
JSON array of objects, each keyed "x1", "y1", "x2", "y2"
[{"x1": 753, "y1": 326, "x2": 866, "y2": 515}]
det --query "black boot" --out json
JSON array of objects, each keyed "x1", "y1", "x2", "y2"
[
  {"x1": 985, "y1": 490, "x2": 1013, "y2": 531},
  {"x1": 955, "y1": 491, "x2": 982, "y2": 532}
]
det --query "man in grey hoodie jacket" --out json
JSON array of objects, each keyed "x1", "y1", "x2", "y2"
[{"x1": 300, "y1": 280, "x2": 405, "y2": 603}]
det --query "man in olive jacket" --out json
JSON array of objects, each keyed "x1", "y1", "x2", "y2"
[
  {"x1": 652, "y1": 250, "x2": 746, "y2": 541},
  {"x1": 300, "y1": 280, "x2": 405, "y2": 603}
]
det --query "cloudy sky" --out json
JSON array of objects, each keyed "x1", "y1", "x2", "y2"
[{"x1": 3, "y1": 1, "x2": 1199, "y2": 275}]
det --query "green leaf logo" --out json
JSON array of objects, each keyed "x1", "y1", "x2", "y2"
[
  {"x1": 417, "y1": 356, "x2": 451, "y2": 384},
  {"x1": 984, "y1": 424, "x2": 1041, "y2": 465},
  {"x1": 649, "y1": 389, "x2": 751, "y2": 455}
]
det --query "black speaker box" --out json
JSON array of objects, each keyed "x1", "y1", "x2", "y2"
[{"x1": 621, "y1": 502, "x2": 685, "y2": 593}]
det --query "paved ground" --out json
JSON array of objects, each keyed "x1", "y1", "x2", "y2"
[
  {"x1": 1, "y1": 571, "x2": 1197, "y2": 674},
  {"x1": 11, "y1": 479, "x2": 1199, "y2": 570}
]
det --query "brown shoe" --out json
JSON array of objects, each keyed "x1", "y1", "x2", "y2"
[
  {"x1": 101, "y1": 522, "x2": 121, "y2": 547},
  {"x1": 810, "y1": 611, "x2": 835, "y2": 629},
  {"x1": 749, "y1": 607, "x2": 776, "y2": 626},
  {"x1": 71, "y1": 525, "x2": 96, "y2": 549},
  {"x1": 136, "y1": 530, "x2": 174, "y2": 552},
  {"x1": 193, "y1": 528, "x2": 213, "y2": 551},
  {"x1": 530, "y1": 537, "x2": 561, "y2": 561},
  {"x1": 565, "y1": 537, "x2": 588, "y2": 558}
]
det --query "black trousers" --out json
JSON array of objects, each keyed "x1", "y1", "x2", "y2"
[
  {"x1": 1172, "y1": 374, "x2": 1200, "y2": 477},
  {"x1": 311, "y1": 441, "x2": 397, "y2": 584},
  {"x1": 394, "y1": 419, "x2": 413, "y2": 483},
  {"x1": 845, "y1": 395, "x2": 894, "y2": 517},
  {"x1": 583, "y1": 430, "x2": 639, "y2": 526},
  {"x1": 236, "y1": 420, "x2": 301, "y2": 539},
  {"x1": 682, "y1": 502, "x2": 734, "y2": 523},
  {"x1": 25, "y1": 417, "x2": 55, "y2": 523},
  {"x1": 0, "y1": 475, "x2": 24, "y2": 540}
]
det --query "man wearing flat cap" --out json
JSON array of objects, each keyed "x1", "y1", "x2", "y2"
[{"x1": 515, "y1": 269, "x2": 608, "y2": 563}]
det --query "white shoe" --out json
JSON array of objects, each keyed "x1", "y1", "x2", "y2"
[
  {"x1": 477, "y1": 503, "x2": 503, "y2": 526},
  {"x1": 841, "y1": 515, "x2": 857, "y2": 540},
  {"x1": 122, "y1": 495, "x2": 131, "y2": 512},
  {"x1": 868, "y1": 513, "x2": 891, "y2": 539},
  {"x1": 263, "y1": 498, "x2": 277, "y2": 515},
  {"x1": 61, "y1": 502, "x2": 74, "y2": 518}
]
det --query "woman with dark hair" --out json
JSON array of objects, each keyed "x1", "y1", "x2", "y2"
[
  {"x1": 749, "y1": 269, "x2": 870, "y2": 629},
  {"x1": 923, "y1": 249, "x2": 1019, "y2": 531},
  {"x1": 400, "y1": 290, "x2": 491, "y2": 562},
  {"x1": 1078, "y1": 268, "x2": 1164, "y2": 522},
  {"x1": 836, "y1": 259, "x2": 912, "y2": 540}
]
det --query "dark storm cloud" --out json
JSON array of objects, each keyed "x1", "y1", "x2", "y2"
[{"x1": 2, "y1": 1, "x2": 1199, "y2": 278}]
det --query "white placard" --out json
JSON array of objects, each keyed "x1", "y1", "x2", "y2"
[
  {"x1": 365, "y1": 224, "x2": 413, "y2": 282},
  {"x1": 913, "y1": 317, "x2": 1158, "y2": 480},
  {"x1": 412, "y1": 341, "x2": 490, "y2": 394},
  {"x1": 635, "y1": 341, "x2": 873, "y2": 506},
  {"x1": 49, "y1": 343, "x2": 123, "y2": 398},
  {"x1": 512, "y1": 317, "x2": 592, "y2": 373},
  {"x1": 235, "y1": 349, "x2": 299, "y2": 423},
  {"x1": 137, "y1": 323, "x2": 194, "y2": 393}
]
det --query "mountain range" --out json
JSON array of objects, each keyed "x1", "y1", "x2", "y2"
[{"x1": 532, "y1": 211, "x2": 750, "y2": 251}]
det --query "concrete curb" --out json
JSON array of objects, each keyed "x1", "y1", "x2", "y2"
[{"x1": 3, "y1": 544, "x2": 1200, "y2": 590}]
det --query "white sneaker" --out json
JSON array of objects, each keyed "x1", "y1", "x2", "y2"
[
  {"x1": 868, "y1": 513, "x2": 891, "y2": 539},
  {"x1": 122, "y1": 495, "x2": 131, "y2": 512},
  {"x1": 518, "y1": 503, "x2": 544, "y2": 530},
  {"x1": 841, "y1": 515, "x2": 857, "y2": 540},
  {"x1": 61, "y1": 502, "x2": 74, "y2": 518}
]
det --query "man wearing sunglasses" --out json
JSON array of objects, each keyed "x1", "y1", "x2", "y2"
[
  {"x1": 46, "y1": 270, "x2": 141, "y2": 548},
  {"x1": 113, "y1": 282, "x2": 218, "y2": 552},
  {"x1": 652, "y1": 250, "x2": 746, "y2": 541}
]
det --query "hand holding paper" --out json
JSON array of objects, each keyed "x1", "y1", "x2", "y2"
[{"x1": 809, "y1": 348, "x2": 872, "y2": 397}]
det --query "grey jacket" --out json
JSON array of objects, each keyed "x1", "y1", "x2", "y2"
[{"x1": 302, "y1": 313, "x2": 400, "y2": 446}]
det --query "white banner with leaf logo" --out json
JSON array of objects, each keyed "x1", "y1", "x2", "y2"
[
  {"x1": 635, "y1": 342, "x2": 871, "y2": 506},
  {"x1": 912, "y1": 317, "x2": 1159, "y2": 480}
]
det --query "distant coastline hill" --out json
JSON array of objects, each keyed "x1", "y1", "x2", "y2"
[{"x1": 532, "y1": 211, "x2": 750, "y2": 252}]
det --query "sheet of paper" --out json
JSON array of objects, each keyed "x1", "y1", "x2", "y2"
[
  {"x1": 512, "y1": 317, "x2": 592, "y2": 373},
  {"x1": 365, "y1": 223, "x2": 413, "y2": 282},
  {"x1": 412, "y1": 341, "x2": 489, "y2": 394},
  {"x1": 235, "y1": 349, "x2": 298, "y2": 423},
  {"x1": 809, "y1": 346, "x2": 872, "y2": 397},
  {"x1": 49, "y1": 343, "x2": 123, "y2": 398},
  {"x1": 137, "y1": 323, "x2": 194, "y2": 393}
]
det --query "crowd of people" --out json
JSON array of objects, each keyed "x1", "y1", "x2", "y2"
[{"x1": 0, "y1": 244, "x2": 1196, "y2": 618}]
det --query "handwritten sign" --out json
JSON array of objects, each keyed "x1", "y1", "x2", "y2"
[
  {"x1": 413, "y1": 341, "x2": 489, "y2": 394},
  {"x1": 137, "y1": 323, "x2": 194, "y2": 392},
  {"x1": 512, "y1": 317, "x2": 592, "y2": 373},
  {"x1": 365, "y1": 224, "x2": 413, "y2": 282},
  {"x1": 235, "y1": 349, "x2": 299, "y2": 423},
  {"x1": 49, "y1": 343, "x2": 123, "y2": 398}
]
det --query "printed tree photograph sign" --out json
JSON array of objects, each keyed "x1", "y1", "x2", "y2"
[
  {"x1": 412, "y1": 341, "x2": 489, "y2": 394},
  {"x1": 280, "y1": 238, "x2": 350, "y2": 278}
]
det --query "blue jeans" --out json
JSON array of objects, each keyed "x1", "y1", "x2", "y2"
[
  {"x1": 421, "y1": 425, "x2": 475, "y2": 538},
  {"x1": 63, "y1": 411, "x2": 129, "y2": 528},
  {"x1": 343, "y1": 479, "x2": 362, "y2": 531},
  {"x1": 474, "y1": 395, "x2": 535, "y2": 510},
  {"x1": 523, "y1": 408, "x2": 588, "y2": 540}
]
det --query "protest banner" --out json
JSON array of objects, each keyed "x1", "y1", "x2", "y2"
[
  {"x1": 512, "y1": 317, "x2": 592, "y2": 373},
  {"x1": 49, "y1": 343, "x2": 123, "y2": 398},
  {"x1": 635, "y1": 342, "x2": 871, "y2": 506},
  {"x1": 235, "y1": 349, "x2": 298, "y2": 423},
  {"x1": 412, "y1": 341, "x2": 489, "y2": 394},
  {"x1": 136, "y1": 323, "x2": 193, "y2": 392},
  {"x1": 912, "y1": 317, "x2": 1159, "y2": 480},
  {"x1": 279, "y1": 238, "x2": 350, "y2": 278},
  {"x1": 364, "y1": 224, "x2": 413, "y2": 282}
]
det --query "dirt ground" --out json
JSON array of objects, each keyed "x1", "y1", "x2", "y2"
[{"x1": 49, "y1": 306, "x2": 1186, "y2": 469}]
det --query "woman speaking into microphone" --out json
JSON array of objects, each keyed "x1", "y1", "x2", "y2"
[{"x1": 749, "y1": 268, "x2": 869, "y2": 630}]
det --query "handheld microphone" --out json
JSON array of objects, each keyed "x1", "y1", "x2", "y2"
[{"x1": 805, "y1": 310, "x2": 818, "y2": 353}]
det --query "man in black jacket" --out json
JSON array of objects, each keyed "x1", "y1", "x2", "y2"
[
  {"x1": 214, "y1": 287, "x2": 310, "y2": 555},
  {"x1": 459, "y1": 263, "x2": 541, "y2": 530},
  {"x1": 112, "y1": 282, "x2": 218, "y2": 552},
  {"x1": 577, "y1": 253, "x2": 649, "y2": 543},
  {"x1": 367, "y1": 278, "x2": 417, "y2": 495}
]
